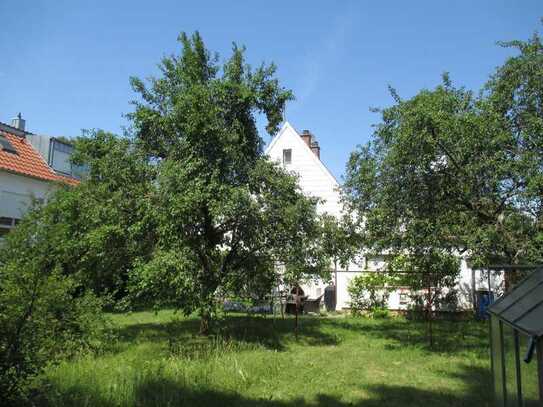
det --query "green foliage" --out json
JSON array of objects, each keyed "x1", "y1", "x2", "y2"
[
  {"x1": 390, "y1": 252, "x2": 460, "y2": 308},
  {"x1": 340, "y1": 28, "x2": 543, "y2": 338},
  {"x1": 126, "y1": 32, "x2": 329, "y2": 333},
  {"x1": 343, "y1": 28, "x2": 543, "y2": 275},
  {"x1": 369, "y1": 307, "x2": 390, "y2": 319},
  {"x1": 347, "y1": 272, "x2": 396, "y2": 315},
  {"x1": 0, "y1": 204, "x2": 108, "y2": 404},
  {"x1": 320, "y1": 214, "x2": 359, "y2": 269},
  {"x1": 54, "y1": 130, "x2": 156, "y2": 299}
]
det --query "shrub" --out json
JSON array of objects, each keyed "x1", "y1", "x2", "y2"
[
  {"x1": 347, "y1": 273, "x2": 395, "y2": 315},
  {"x1": 0, "y1": 203, "x2": 107, "y2": 404},
  {"x1": 369, "y1": 307, "x2": 390, "y2": 319}
]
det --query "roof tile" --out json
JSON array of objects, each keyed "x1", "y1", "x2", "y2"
[{"x1": 0, "y1": 130, "x2": 79, "y2": 186}]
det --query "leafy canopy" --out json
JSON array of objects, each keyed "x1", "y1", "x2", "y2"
[
  {"x1": 344, "y1": 29, "x2": 543, "y2": 276},
  {"x1": 128, "y1": 32, "x2": 330, "y2": 333}
]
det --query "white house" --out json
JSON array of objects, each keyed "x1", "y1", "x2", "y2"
[
  {"x1": 266, "y1": 122, "x2": 492, "y2": 311},
  {"x1": 0, "y1": 115, "x2": 78, "y2": 239}
]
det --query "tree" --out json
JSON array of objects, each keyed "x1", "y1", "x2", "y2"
[
  {"x1": 389, "y1": 251, "x2": 459, "y2": 346},
  {"x1": 56, "y1": 130, "x2": 156, "y2": 299},
  {"x1": 343, "y1": 28, "x2": 543, "y2": 337},
  {"x1": 0, "y1": 130, "x2": 160, "y2": 401},
  {"x1": 319, "y1": 214, "x2": 359, "y2": 309},
  {"x1": 0, "y1": 199, "x2": 106, "y2": 403},
  {"x1": 347, "y1": 272, "x2": 395, "y2": 316},
  {"x1": 127, "y1": 32, "x2": 329, "y2": 334},
  {"x1": 479, "y1": 28, "x2": 543, "y2": 280}
]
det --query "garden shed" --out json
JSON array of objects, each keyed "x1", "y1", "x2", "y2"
[{"x1": 487, "y1": 268, "x2": 543, "y2": 406}]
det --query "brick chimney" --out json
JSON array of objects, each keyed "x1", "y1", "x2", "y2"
[
  {"x1": 300, "y1": 129, "x2": 320, "y2": 160},
  {"x1": 310, "y1": 140, "x2": 320, "y2": 159},
  {"x1": 301, "y1": 129, "x2": 312, "y2": 147}
]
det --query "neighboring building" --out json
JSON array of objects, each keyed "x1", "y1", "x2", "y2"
[
  {"x1": 26, "y1": 132, "x2": 86, "y2": 180},
  {"x1": 0, "y1": 114, "x2": 78, "y2": 239},
  {"x1": 266, "y1": 122, "x2": 492, "y2": 311}
]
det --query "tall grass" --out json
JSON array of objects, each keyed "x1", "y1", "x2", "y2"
[{"x1": 39, "y1": 310, "x2": 493, "y2": 407}]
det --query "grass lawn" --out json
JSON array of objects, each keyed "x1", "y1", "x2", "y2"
[{"x1": 40, "y1": 310, "x2": 493, "y2": 406}]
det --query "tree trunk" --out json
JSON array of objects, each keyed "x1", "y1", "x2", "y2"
[
  {"x1": 197, "y1": 263, "x2": 217, "y2": 336},
  {"x1": 426, "y1": 285, "x2": 434, "y2": 348},
  {"x1": 295, "y1": 305, "x2": 298, "y2": 340},
  {"x1": 504, "y1": 267, "x2": 520, "y2": 293},
  {"x1": 199, "y1": 309, "x2": 211, "y2": 336},
  {"x1": 428, "y1": 313, "x2": 433, "y2": 348}
]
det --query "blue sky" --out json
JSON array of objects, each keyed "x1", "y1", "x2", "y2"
[{"x1": 0, "y1": 1, "x2": 541, "y2": 179}]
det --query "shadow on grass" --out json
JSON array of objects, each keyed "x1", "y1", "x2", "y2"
[
  {"x1": 113, "y1": 315, "x2": 341, "y2": 353},
  {"x1": 40, "y1": 364, "x2": 493, "y2": 407},
  {"x1": 323, "y1": 317, "x2": 490, "y2": 355},
  {"x1": 112, "y1": 314, "x2": 490, "y2": 357}
]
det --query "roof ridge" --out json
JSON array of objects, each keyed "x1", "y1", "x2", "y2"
[{"x1": 0, "y1": 121, "x2": 34, "y2": 137}]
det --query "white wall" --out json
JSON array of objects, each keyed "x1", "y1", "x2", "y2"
[
  {"x1": 26, "y1": 133, "x2": 52, "y2": 164},
  {"x1": 266, "y1": 123, "x2": 481, "y2": 312},
  {"x1": 266, "y1": 123, "x2": 342, "y2": 218},
  {"x1": 0, "y1": 171, "x2": 57, "y2": 219},
  {"x1": 266, "y1": 124, "x2": 388, "y2": 309}
]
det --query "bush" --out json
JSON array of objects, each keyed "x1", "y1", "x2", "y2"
[
  {"x1": 369, "y1": 307, "x2": 390, "y2": 319},
  {"x1": 436, "y1": 288, "x2": 459, "y2": 312},
  {"x1": 348, "y1": 273, "x2": 395, "y2": 315},
  {"x1": 0, "y1": 204, "x2": 107, "y2": 404}
]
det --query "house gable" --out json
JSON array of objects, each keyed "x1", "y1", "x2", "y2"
[{"x1": 265, "y1": 122, "x2": 341, "y2": 217}]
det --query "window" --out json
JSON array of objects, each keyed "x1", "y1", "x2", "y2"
[
  {"x1": 399, "y1": 292, "x2": 409, "y2": 306},
  {"x1": 0, "y1": 191, "x2": 32, "y2": 217},
  {"x1": 282, "y1": 149, "x2": 292, "y2": 165},
  {"x1": 48, "y1": 138, "x2": 87, "y2": 179},
  {"x1": 0, "y1": 217, "x2": 20, "y2": 239},
  {"x1": 0, "y1": 217, "x2": 12, "y2": 226},
  {"x1": 0, "y1": 136, "x2": 17, "y2": 154},
  {"x1": 49, "y1": 139, "x2": 73, "y2": 175}
]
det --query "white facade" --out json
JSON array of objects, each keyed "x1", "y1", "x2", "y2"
[
  {"x1": 266, "y1": 122, "x2": 365, "y2": 309},
  {"x1": 266, "y1": 122, "x2": 341, "y2": 217},
  {"x1": 0, "y1": 126, "x2": 79, "y2": 239},
  {"x1": 0, "y1": 171, "x2": 56, "y2": 218},
  {"x1": 266, "y1": 122, "x2": 479, "y2": 311},
  {"x1": 0, "y1": 171, "x2": 60, "y2": 240}
]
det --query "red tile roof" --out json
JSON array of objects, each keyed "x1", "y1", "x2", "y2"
[{"x1": 0, "y1": 130, "x2": 79, "y2": 186}]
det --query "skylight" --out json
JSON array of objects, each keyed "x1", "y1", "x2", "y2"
[{"x1": 0, "y1": 136, "x2": 17, "y2": 155}]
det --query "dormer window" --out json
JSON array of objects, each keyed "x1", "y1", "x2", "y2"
[
  {"x1": 0, "y1": 136, "x2": 17, "y2": 155},
  {"x1": 282, "y1": 149, "x2": 292, "y2": 165},
  {"x1": 48, "y1": 138, "x2": 86, "y2": 179}
]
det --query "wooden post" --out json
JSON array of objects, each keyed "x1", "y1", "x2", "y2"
[
  {"x1": 334, "y1": 259, "x2": 338, "y2": 312},
  {"x1": 538, "y1": 338, "x2": 543, "y2": 404},
  {"x1": 294, "y1": 286, "x2": 300, "y2": 340},
  {"x1": 280, "y1": 291, "x2": 285, "y2": 320},
  {"x1": 471, "y1": 268, "x2": 477, "y2": 312},
  {"x1": 513, "y1": 331, "x2": 522, "y2": 406}
]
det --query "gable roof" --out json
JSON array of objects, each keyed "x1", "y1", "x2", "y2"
[
  {"x1": 265, "y1": 121, "x2": 339, "y2": 187},
  {"x1": 488, "y1": 268, "x2": 543, "y2": 338},
  {"x1": 0, "y1": 129, "x2": 79, "y2": 186}
]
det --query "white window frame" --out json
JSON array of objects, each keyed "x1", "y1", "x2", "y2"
[
  {"x1": 399, "y1": 292, "x2": 409, "y2": 306},
  {"x1": 282, "y1": 149, "x2": 292, "y2": 165}
]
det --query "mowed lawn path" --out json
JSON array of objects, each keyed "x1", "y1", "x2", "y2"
[{"x1": 42, "y1": 310, "x2": 493, "y2": 406}]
